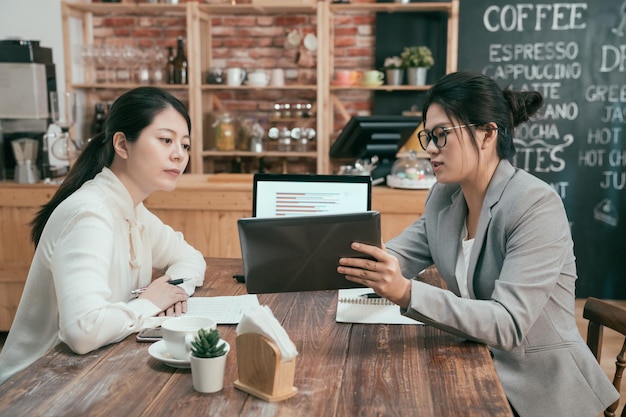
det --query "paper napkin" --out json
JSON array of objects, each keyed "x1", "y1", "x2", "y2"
[{"x1": 236, "y1": 305, "x2": 298, "y2": 362}]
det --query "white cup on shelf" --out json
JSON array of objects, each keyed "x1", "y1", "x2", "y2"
[
  {"x1": 226, "y1": 67, "x2": 246, "y2": 86},
  {"x1": 363, "y1": 70, "x2": 384, "y2": 85},
  {"x1": 247, "y1": 70, "x2": 270, "y2": 86},
  {"x1": 269, "y1": 68, "x2": 285, "y2": 86}
]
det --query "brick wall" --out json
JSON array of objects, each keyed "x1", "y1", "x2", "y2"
[
  {"x1": 91, "y1": 0, "x2": 377, "y2": 117},
  {"x1": 90, "y1": 0, "x2": 379, "y2": 173}
]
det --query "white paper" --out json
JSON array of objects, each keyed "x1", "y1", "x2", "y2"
[{"x1": 185, "y1": 295, "x2": 260, "y2": 324}]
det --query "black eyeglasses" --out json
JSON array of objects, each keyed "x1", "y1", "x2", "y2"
[{"x1": 417, "y1": 124, "x2": 476, "y2": 150}]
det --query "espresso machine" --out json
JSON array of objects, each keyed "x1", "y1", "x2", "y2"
[{"x1": 0, "y1": 38, "x2": 63, "y2": 182}]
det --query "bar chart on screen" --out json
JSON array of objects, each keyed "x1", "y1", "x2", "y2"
[{"x1": 252, "y1": 173, "x2": 371, "y2": 218}]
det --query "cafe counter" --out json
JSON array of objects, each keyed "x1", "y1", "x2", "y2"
[{"x1": 0, "y1": 174, "x2": 427, "y2": 330}]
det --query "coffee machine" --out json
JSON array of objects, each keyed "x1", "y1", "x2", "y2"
[{"x1": 0, "y1": 38, "x2": 64, "y2": 181}]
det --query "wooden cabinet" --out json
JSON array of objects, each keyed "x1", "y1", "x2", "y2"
[
  {"x1": 61, "y1": 1, "x2": 458, "y2": 175},
  {"x1": 61, "y1": 1, "x2": 193, "y2": 171},
  {"x1": 195, "y1": 3, "x2": 324, "y2": 174}
]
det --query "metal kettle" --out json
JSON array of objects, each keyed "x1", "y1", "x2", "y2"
[{"x1": 11, "y1": 138, "x2": 40, "y2": 184}]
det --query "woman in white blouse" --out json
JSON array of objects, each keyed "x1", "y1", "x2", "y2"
[{"x1": 0, "y1": 87, "x2": 206, "y2": 385}]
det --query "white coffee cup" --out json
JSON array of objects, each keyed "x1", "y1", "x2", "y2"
[
  {"x1": 363, "y1": 70, "x2": 384, "y2": 84},
  {"x1": 269, "y1": 68, "x2": 285, "y2": 86},
  {"x1": 226, "y1": 67, "x2": 246, "y2": 86},
  {"x1": 247, "y1": 70, "x2": 269, "y2": 86},
  {"x1": 161, "y1": 316, "x2": 216, "y2": 360}
]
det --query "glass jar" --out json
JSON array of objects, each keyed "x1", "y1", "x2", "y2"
[
  {"x1": 386, "y1": 151, "x2": 436, "y2": 189},
  {"x1": 213, "y1": 112, "x2": 236, "y2": 151}
]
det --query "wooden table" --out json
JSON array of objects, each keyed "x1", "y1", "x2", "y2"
[{"x1": 0, "y1": 258, "x2": 512, "y2": 417}]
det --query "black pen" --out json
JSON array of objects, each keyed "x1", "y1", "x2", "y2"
[
  {"x1": 360, "y1": 292, "x2": 382, "y2": 299},
  {"x1": 131, "y1": 278, "x2": 190, "y2": 295}
]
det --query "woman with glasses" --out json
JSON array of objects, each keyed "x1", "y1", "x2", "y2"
[
  {"x1": 337, "y1": 71, "x2": 617, "y2": 417},
  {"x1": 0, "y1": 87, "x2": 206, "y2": 386}
]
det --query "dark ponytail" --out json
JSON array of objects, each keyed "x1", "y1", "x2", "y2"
[
  {"x1": 423, "y1": 71, "x2": 544, "y2": 160},
  {"x1": 503, "y1": 89, "x2": 544, "y2": 127},
  {"x1": 30, "y1": 87, "x2": 190, "y2": 246},
  {"x1": 30, "y1": 130, "x2": 113, "y2": 246}
]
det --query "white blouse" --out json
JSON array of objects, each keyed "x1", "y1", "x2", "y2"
[
  {"x1": 454, "y1": 223, "x2": 474, "y2": 298},
  {"x1": 0, "y1": 168, "x2": 206, "y2": 385}
]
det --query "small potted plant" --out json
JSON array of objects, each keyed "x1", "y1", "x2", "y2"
[
  {"x1": 400, "y1": 46, "x2": 434, "y2": 86},
  {"x1": 383, "y1": 55, "x2": 403, "y2": 85},
  {"x1": 189, "y1": 328, "x2": 230, "y2": 393}
]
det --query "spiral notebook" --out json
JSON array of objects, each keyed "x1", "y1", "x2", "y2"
[{"x1": 335, "y1": 288, "x2": 422, "y2": 325}]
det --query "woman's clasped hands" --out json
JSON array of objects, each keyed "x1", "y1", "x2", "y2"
[
  {"x1": 338, "y1": 242, "x2": 412, "y2": 309},
  {"x1": 138, "y1": 275, "x2": 189, "y2": 317}
]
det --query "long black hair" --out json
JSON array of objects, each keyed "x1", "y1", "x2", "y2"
[
  {"x1": 31, "y1": 86, "x2": 190, "y2": 246},
  {"x1": 422, "y1": 71, "x2": 543, "y2": 159}
]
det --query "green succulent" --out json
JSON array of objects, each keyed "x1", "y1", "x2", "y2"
[{"x1": 190, "y1": 328, "x2": 227, "y2": 358}]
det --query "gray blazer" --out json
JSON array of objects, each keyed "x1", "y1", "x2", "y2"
[{"x1": 386, "y1": 160, "x2": 618, "y2": 417}]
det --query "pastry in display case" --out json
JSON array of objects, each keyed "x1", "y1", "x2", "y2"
[{"x1": 386, "y1": 150, "x2": 436, "y2": 189}]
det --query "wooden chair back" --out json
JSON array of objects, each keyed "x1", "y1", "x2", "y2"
[{"x1": 583, "y1": 297, "x2": 626, "y2": 417}]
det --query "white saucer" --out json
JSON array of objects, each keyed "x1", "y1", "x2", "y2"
[
  {"x1": 148, "y1": 340, "x2": 190, "y2": 368},
  {"x1": 303, "y1": 33, "x2": 318, "y2": 51}
]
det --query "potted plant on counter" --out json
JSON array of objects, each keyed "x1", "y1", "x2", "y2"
[
  {"x1": 189, "y1": 328, "x2": 230, "y2": 393},
  {"x1": 383, "y1": 55, "x2": 403, "y2": 86},
  {"x1": 400, "y1": 46, "x2": 434, "y2": 86}
]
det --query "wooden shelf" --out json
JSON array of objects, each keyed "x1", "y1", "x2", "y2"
[
  {"x1": 71, "y1": 83, "x2": 188, "y2": 91},
  {"x1": 326, "y1": 0, "x2": 459, "y2": 132},
  {"x1": 268, "y1": 117, "x2": 315, "y2": 123},
  {"x1": 63, "y1": 3, "x2": 187, "y2": 15},
  {"x1": 199, "y1": 4, "x2": 317, "y2": 15},
  {"x1": 201, "y1": 84, "x2": 316, "y2": 91},
  {"x1": 62, "y1": 0, "x2": 458, "y2": 175},
  {"x1": 201, "y1": 150, "x2": 317, "y2": 158},
  {"x1": 330, "y1": 85, "x2": 432, "y2": 92},
  {"x1": 329, "y1": 2, "x2": 454, "y2": 13}
]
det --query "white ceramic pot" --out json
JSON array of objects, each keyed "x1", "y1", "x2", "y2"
[{"x1": 189, "y1": 341, "x2": 230, "y2": 393}]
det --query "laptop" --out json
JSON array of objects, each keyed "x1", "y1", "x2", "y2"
[
  {"x1": 238, "y1": 211, "x2": 381, "y2": 293},
  {"x1": 252, "y1": 173, "x2": 372, "y2": 218}
]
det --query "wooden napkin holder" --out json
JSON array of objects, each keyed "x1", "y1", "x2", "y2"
[{"x1": 234, "y1": 333, "x2": 297, "y2": 402}]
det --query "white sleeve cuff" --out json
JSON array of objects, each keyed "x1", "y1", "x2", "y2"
[{"x1": 127, "y1": 298, "x2": 162, "y2": 317}]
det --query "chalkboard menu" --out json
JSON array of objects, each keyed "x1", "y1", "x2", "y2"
[{"x1": 458, "y1": 1, "x2": 626, "y2": 298}]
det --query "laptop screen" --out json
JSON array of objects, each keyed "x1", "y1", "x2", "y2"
[{"x1": 252, "y1": 173, "x2": 372, "y2": 218}]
